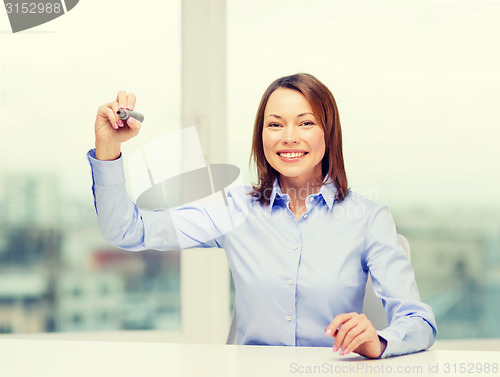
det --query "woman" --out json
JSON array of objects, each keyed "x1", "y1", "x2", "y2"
[{"x1": 88, "y1": 73, "x2": 437, "y2": 358}]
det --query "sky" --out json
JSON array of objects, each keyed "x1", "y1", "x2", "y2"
[{"x1": 1, "y1": 0, "x2": 499, "y2": 209}]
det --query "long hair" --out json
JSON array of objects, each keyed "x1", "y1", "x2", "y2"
[{"x1": 250, "y1": 73, "x2": 348, "y2": 206}]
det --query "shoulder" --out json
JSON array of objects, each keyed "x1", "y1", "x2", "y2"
[
  {"x1": 329, "y1": 190, "x2": 393, "y2": 228},
  {"x1": 226, "y1": 184, "x2": 254, "y2": 200},
  {"x1": 341, "y1": 191, "x2": 399, "y2": 238},
  {"x1": 225, "y1": 184, "x2": 260, "y2": 209},
  {"x1": 338, "y1": 190, "x2": 387, "y2": 215}
]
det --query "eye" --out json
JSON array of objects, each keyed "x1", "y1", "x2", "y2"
[
  {"x1": 266, "y1": 122, "x2": 282, "y2": 128},
  {"x1": 300, "y1": 121, "x2": 315, "y2": 127}
]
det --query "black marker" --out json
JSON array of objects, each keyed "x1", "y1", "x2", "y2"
[{"x1": 117, "y1": 109, "x2": 144, "y2": 123}]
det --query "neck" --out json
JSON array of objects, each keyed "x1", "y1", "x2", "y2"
[{"x1": 279, "y1": 173, "x2": 324, "y2": 203}]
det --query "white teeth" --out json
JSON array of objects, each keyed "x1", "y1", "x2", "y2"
[{"x1": 279, "y1": 152, "x2": 305, "y2": 158}]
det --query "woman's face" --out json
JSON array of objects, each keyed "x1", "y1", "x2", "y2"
[{"x1": 262, "y1": 88, "x2": 325, "y2": 183}]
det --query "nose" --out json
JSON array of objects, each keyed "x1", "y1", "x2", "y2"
[{"x1": 282, "y1": 125, "x2": 299, "y2": 145}]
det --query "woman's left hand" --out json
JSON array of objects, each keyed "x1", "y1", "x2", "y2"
[{"x1": 325, "y1": 312, "x2": 387, "y2": 358}]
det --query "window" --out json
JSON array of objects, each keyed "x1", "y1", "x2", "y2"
[
  {"x1": 3, "y1": 0, "x2": 497, "y2": 343},
  {"x1": 0, "y1": 0, "x2": 182, "y2": 334}
]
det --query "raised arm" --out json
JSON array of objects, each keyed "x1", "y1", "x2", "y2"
[{"x1": 89, "y1": 91, "x2": 233, "y2": 252}]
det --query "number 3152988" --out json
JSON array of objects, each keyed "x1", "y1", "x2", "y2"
[{"x1": 5, "y1": 2, "x2": 62, "y2": 14}]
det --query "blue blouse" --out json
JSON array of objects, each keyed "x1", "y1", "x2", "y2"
[{"x1": 87, "y1": 149, "x2": 437, "y2": 357}]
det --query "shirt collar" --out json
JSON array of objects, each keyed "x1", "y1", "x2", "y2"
[
  {"x1": 318, "y1": 176, "x2": 337, "y2": 210},
  {"x1": 268, "y1": 178, "x2": 285, "y2": 211},
  {"x1": 268, "y1": 176, "x2": 338, "y2": 212}
]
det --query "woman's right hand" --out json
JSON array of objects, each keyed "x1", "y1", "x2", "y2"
[{"x1": 94, "y1": 90, "x2": 142, "y2": 160}]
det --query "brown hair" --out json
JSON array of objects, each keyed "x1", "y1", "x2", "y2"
[{"x1": 250, "y1": 73, "x2": 348, "y2": 206}]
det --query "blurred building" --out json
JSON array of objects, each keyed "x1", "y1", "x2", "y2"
[
  {"x1": 394, "y1": 206, "x2": 500, "y2": 338},
  {"x1": 0, "y1": 272, "x2": 47, "y2": 333},
  {"x1": 2, "y1": 173, "x2": 60, "y2": 228},
  {"x1": 92, "y1": 249, "x2": 181, "y2": 330},
  {"x1": 0, "y1": 171, "x2": 181, "y2": 334},
  {"x1": 0, "y1": 172, "x2": 498, "y2": 338},
  {"x1": 55, "y1": 272, "x2": 124, "y2": 331}
]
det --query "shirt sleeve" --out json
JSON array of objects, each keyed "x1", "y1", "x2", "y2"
[
  {"x1": 87, "y1": 149, "x2": 232, "y2": 251},
  {"x1": 363, "y1": 205, "x2": 437, "y2": 358}
]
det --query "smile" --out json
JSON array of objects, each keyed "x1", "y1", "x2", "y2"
[
  {"x1": 277, "y1": 151, "x2": 308, "y2": 160},
  {"x1": 278, "y1": 152, "x2": 306, "y2": 158}
]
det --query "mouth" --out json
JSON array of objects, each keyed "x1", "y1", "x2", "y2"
[{"x1": 277, "y1": 151, "x2": 308, "y2": 161}]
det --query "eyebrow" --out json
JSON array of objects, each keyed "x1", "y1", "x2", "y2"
[{"x1": 265, "y1": 112, "x2": 315, "y2": 119}]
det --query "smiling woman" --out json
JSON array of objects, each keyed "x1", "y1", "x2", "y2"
[
  {"x1": 88, "y1": 72, "x2": 436, "y2": 359},
  {"x1": 262, "y1": 88, "x2": 326, "y2": 221},
  {"x1": 263, "y1": 89, "x2": 325, "y2": 185},
  {"x1": 251, "y1": 74, "x2": 348, "y2": 210}
]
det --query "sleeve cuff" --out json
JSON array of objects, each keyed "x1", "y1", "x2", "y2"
[
  {"x1": 87, "y1": 148, "x2": 126, "y2": 186},
  {"x1": 376, "y1": 329, "x2": 397, "y2": 358}
]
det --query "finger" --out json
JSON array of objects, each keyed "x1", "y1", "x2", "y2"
[
  {"x1": 334, "y1": 319, "x2": 360, "y2": 353},
  {"x1": 342, "y1": 329, "x2": 370, "y2": 356},
  {"x1": 126, "y1": 116, "x2": 141, "y2": 131},
  {"x1": 105, "y1": 107, "x2": 119, "y2": 129},
  {"x1": 126, "y1": 92, "x2": 136, "y2": 110},
  {"x1": 345, "y1": 328, "x2": 381, "y2": 357},
  {"x1": 116, "y1": 90, "x2": 128, "y2": 109},
  {"x1": 326, "y1": 313, "x2": 354, "y2": 337},
  {"x1": 110, "y1": 101, "x2": 126, "y2": 128},
  {"x1": 341, "y1": 313, "x2": 368, "y2": 344},
  {"x1": 332, "y1": 314, "x2": 366, "y2": 353},
  {"x1": 341, "y1": 323, "x2": 369, "y2": 355},
  {"x1": 97, "y1": 104, "x2": 119, "y2": 129}
]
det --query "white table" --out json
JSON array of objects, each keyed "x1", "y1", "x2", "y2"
[{"x1": 1, "y1": 338, "x2": 499, "y2": 377}]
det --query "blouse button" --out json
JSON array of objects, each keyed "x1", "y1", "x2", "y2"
[
  {"x1": 286, "y1": 316, "x2": 292, "y2": 321},
  {"x1": 309, "y1": 197, "x2": 314, "y2": 202},
  {"x1": 288, "y1": 280, "x2": 293, "y2": 285},
  {"x1": 303, "y1": 214, "x2": 308, "y2": 219}
]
